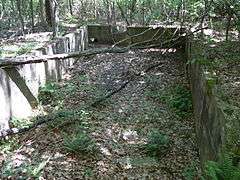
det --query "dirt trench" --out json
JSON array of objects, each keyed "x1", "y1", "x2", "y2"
[{"x1": 1, "y1": 48, "x2": 200, "y2": 179}]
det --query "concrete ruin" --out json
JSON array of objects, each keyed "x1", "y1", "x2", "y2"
[
  {"x1": 0, "y1": 27, "x2": 88, "y2": 131},
  {"x1": 0, "y1": 25, "x2": 226, "y2": 170}
]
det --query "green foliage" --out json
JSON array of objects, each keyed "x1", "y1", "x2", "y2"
[
  {"x1": 26, "y1": 158, "x2": 50, "y2": 178},
  {"x1": 46, "y1": 109, "x2": 90, "y2": 130},
  {"x1": 10, "y1": 117, "x2": 34, "y2": 129},
  {"x1": 38, "y1": 83, "x2": 58, "y2": 105},
  {"x1": 0, "y1": 138, "x2": 19, "y2": 154},
  {"x1": 204, "y1": 153, "x2": 240, "y2": 180},
  {"x1": 83, "y1": 167, "x2": 94, "y2": 177},
  {"x1": 182, "y1": 161, "x2": 200, "y2": 180},
  {"x1": 2, "y1": 158, "x2": 49, "y2": 179},
  {"x1": 145, "y1": 130, "x2": 170, "y2": 157},
  {"x1": 16, "y1": 43, "x2": 35, "y2": 56},
  {"x1": 220, "y1": 101, "x2": 240, "y2": 155},
  {"x1": 160, "y1": 85, "x2": 193, "y2": 119},
  {"x1": 63, "y1": 131, "x2": 97, "y2": 155}
]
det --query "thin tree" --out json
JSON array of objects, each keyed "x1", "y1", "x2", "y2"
[
  {"x1": 45, "y1": 0, "x2": 58, "y2": 37},
  {"x1": 16, "y1": 0, "x2": 25, "y2": 35}
]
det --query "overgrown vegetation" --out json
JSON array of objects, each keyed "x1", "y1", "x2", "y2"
[
  {"x1": 145, "y1": 130, "x2": 170, "y2": 157},
  {"x1": 146, "y1": 84, "x2": 193, "y2": 119},
  {"x1": 16, "y1": 43, "x2": 35, "y2": 55},
  {"x1": 38, "y1": 82, "x2": 59, "y2": 105},
  {"x1": 182, "y1": 161, "x2": 200, "y2": 180},
  {"x1": 63, "y1": 131, "x2": 97, "y2": 156},
  {"x1": 10, "y1": 117, "x2": 34, "y2": 129},
  {"x1": 2, "y1": 158, "x2": 49, "y2": 179},
  {"x1": 204, "y1": 153, "x2": 240, "y2": 180}
]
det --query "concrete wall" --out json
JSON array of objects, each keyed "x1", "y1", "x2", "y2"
[
  {"x1": 0, "y1": 27, "x2": 88, "y2": 132},
  {"x1": 186, "y1": 40, "x2": 225, "y2": 167},
  {"x1": 87, "y1": 24, "x2": 186, "y2": 47}
]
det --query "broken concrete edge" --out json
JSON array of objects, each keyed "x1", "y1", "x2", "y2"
[
  {"x1": 32, "y1": 26, "x2": 89, "y2": 55},
  {"x1": 185, "y1": 39, "x2": 225, "y2": 169}
]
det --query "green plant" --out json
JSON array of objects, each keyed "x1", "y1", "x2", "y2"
[
  {"x1": 83, "y1": 167, "x2": 94, "y2": 177},
  {"x1": 16, "y1": 43, "x2": 35, "y2": 56},
  {"x1": 27, "y1": 158, "x2": 50, "y2": 178},
  {"x1": 204, "y1": 153, "x2": 240, "y2": 180},
  {"x1": 46, "y1": 109, "x2": 89, "y2": 130},
  {"x1": 10, "y1": 117, "x2": 34, "y2": 128},
  {"x1": 0, "y1": 138, "x2": 19, "y2": 154},
  {"x1": 145, "y1": 130, "x2": 170, "y2": 157},
  {"x1": 182, "y1": 161, "x2": 199, "y2": 180},
  {"x1": 1, "y1": 158, "x2": 49, "y2": 179},
  {"x1": 38, "y1": 82, "x2": 58, "y2": 105},
  {"x1": 160, "y1": 85, "x2": 193, "y2": 118},
  {"x1": 63, "y1": 131, "x2": 97, "y2": 155}
]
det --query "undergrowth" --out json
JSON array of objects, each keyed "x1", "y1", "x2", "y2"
[
  {"x1": 145, "y1": 130, "x2": 170, "y2": 157},
  {"x1": 63, "y1": 131, "x2": 97, "y2": 156},
  {"x1": 204, "y1": 153, "x2": 240, "y2": 180},
  {"x1": 38, "y1": 75, "x2": 112, "y2": 110},
  {"x1": 182, "y1": 161, "x2": 200, "y2": 180},
  {"x1": 1, "y1": 158, "x2": 49, "y2": 179},
  {"x1": 146, "y1": 84, "x2": 193, "y2": 119},
  {"x1": 38, "y1": 82, "x2": 59, "y2": 106},
  {"x1": 16, "y1": 43, "x2": 36, "y2": 56}
]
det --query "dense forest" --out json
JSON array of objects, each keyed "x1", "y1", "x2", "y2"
[
  {"x1": 0, "y1": 0, "x2": 240, "y2": 179},
  {"x1": 0, "y1": 0, "x2": 239, "y2": 39}
]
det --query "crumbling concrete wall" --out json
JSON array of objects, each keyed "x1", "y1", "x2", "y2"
[
  {"x1": 0, "y1": 27, "x2": 88, "y2": 132},
  {"x1": 186, "y1": 40, "x2": 225, "y2": 167},
  {"x1": 87, "y1": 24, "x2": 186, "y2": 47}
]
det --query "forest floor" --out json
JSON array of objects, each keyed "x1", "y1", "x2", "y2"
[{"x1": 0, "y1": 47, "x2": 200, "y2": 179}]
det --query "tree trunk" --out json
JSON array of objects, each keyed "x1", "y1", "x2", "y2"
[
  {"x1": 30, "y1": 0, "x2": 34, "y2": 32},
  {"x1": 111, "y1": 2, "x2": 116, "y2": 25},
  {"x1": 129, "y1": 0, "x2": 137, "y2": 25},
  {"x1": 68, "y1": 0, "x2": 73, "y2": 16},
  {"x1": 0, "y1": 0, "x2": 6, "y2": 20},
  {"x1": 52, "y1": 0, "x2": 59, "y2": 37},
  {"x1": 176, "y1": 0, "x2": 182, "y2": 21},
  {"x1": 116, "y1": 1, "x2": 130, "y2": 26},
  {"x1": 45, "y1": 0, "x2": 59, "y2": 38},
  {"x1": 141, "y1": 4, "x2": 145, "y2": 26},
  {"x1": 16, "y1": 0, "x2": 25, "y2": 35},
  {"x1": 226, "y1": 15, "x2": 232, "y2": 41},
  {"x1": 38, "y1": 0, "x2": 48, "y2": 31}
]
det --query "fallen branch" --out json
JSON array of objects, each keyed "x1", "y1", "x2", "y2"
[
  {"x1": 0, "y1": 115, "x2": 54, "y2": 139},
  {"x1": 0, "y1": 27, "x2": 207, "y2": 69},
  {"x1": 90, "y1": 61, "x2": 165, "y2": 107},
  {"x1": 0, "y1": 47, "x2": 130, "y2": 68},
  {"x1": 91, "y1": 81, "x2": 130, "y2": 107}
]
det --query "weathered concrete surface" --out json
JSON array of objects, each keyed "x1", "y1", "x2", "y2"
[
  {"x1": 87, "y1": 24, "x2": 117, "y2": 44},
  {"x1": 0, "y1": 27, "x2": 88, "y2": 131},
  {"x1": 187, "y1": 40, "x2": 225, "y2": 167},
  {"x1": 87, "y1": 24, "x2": 186, "y2": 47}
]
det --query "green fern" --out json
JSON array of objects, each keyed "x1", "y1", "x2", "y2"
[
  {"x1": 145, "y1": 130, "x2": 170, "y2": 157},
  {"x1": 63, "y1": 132, "x2": 97, "y2": 155},
  {"x1": 205, "y1": 154, "x2": 240, "y2": 180}
]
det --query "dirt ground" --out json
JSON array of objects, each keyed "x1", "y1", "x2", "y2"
[{"x1": 0, "y1": 48, "x2": 200, "y2": 179}]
